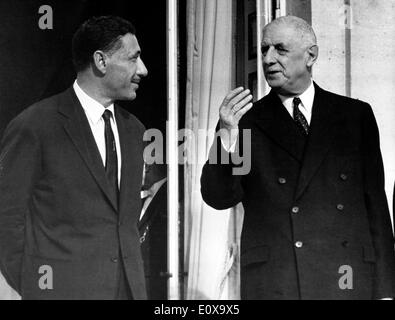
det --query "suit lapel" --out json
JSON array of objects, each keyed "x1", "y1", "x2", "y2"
[
  {"x1": 58, "y1": 88, "x2": 118, "y2": 212},
  {"x1": 254, "y1": 90, "x2": 306, "y2": 163},
  {"x1": 294, "y1": 84, "x2": 340, "y2": 200},
  {"x1": 116, "y1": 106, "x2": 143, "y2": 222}
]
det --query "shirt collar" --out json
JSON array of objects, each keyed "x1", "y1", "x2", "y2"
[
  {"x1": 73, "y1": 80, "x2": 115, "y2": 124},
  {"x1": 277, "y1": 80, "x2": 315, "y2": 114},
  {"x1": 141, "y1": 178, "x2": 167, "y2": 199}
]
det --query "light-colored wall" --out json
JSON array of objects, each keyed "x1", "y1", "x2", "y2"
[
  {"x1": 312, "y1": 0, "x2": 395, "y2": 226},
  {"x1": 312, "y1": 0, "x2": 347, "y2": 95}
]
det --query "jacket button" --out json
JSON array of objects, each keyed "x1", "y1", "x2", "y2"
[
  {"x1": 291, "y1": 206, "x2": 299, "y2": 214},
  {"x1": 278, "y1": 177, "x2": 287, "y2": 184},
  {"x1": 337, "y1": 204, "x2": 345, "y2": 211},
  {"x1": 111, "y1": 257, "x2": 118, "y2": 263},
  {"x1": 342, "y1": 241, "x2": 349, "y2": 248},
  {"x1": 295, "y1": 241, "x2": 303, "y2": 248},
  {"x1": 340, "y1": 174, "x2": 348, "y2": 181}
]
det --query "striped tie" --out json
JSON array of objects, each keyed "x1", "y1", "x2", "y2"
[{"x1": 293, "y1": 97, "x2": 309, "y2": 136}]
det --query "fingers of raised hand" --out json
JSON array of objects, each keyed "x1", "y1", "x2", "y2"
[
  {"x1": 231, "y1": 92, "x2": 253, "y2": 113},
  {"x1": 222, "y1": 87, "x2": 245, "y2": 105},
  {"x1": 234, "y1": 102, "x2": 253, "y2": 121},
  {"x1": 220, "y1": 88, "x2": 254, "y2": 127},
  {"x1": 222, "y1": 88, "x2": 251, "y2": 109}
]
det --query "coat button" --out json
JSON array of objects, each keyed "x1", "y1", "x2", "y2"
[
  {"x1": 291, "y1": 206, "x2": 299, "y2": 214},
  {"x1": 342, "y1": 241, "x2": 349, "y2": 248},
  {"x1": 337, "y1": 204, "x2": 345, "y2": 211},
  {"x1": 278, "y1": 177, "x2": 287, "y2": 185},
  {"x1": 295, "y1": 241, "x2": 303, "y2": 248},
  {"x1": 111, "y1": 257, "x2": 118, "y2": 263},
  {"x1": 340, "y1": 174, "x2": 348, "y2": 181}
]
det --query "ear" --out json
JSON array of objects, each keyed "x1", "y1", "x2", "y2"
[
  {"x1": 306, "y1": 45, "x2": 319, "y2": 68},
  {"x1": 92, "y1": 50, "x2": 108, "y2": 74}
]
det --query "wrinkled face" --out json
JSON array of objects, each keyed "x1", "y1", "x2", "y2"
[
  {"x1": 261, "y1": 23, "x2": 313, "y2": 96},
  {"x1": 104, "y1": 33, "x2": 148, "y2": 101}
]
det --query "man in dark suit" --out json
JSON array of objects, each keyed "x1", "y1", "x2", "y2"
[
  {"x1": 0, "y1": 16, "x2": 148, "y2": 299},
  {"x1": 201, "y1": 16, "x2": 395, "y2": 300},
  {"x1": 139, "y1": 157, "x2": 168, "y2": 299}
]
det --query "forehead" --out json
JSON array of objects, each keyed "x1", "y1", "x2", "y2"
[
  {"x1": 262, "y1": 23, "x2": 300, "y2": 46},
  {"x1": 117, "y1": 33, "x2": 141, "y2": 55}
]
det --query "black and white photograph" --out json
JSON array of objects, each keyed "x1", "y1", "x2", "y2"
[{"x1": 0, "y1": 0, "x2": 395, "y2": 304}]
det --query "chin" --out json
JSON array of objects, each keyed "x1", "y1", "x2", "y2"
[
  {"x1": 129, "y1": 89, "x2": 137, "y2": 100},
  {"x1": 121, "y1": 92, "x2": 137, "y2": 101},
  {"x1": 267, "y1": 81, "x2": 284, "y2": 91}
]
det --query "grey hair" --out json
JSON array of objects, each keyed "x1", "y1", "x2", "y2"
[{"x1": 264, "y1": 15, "x2": 317, "y2": 47}]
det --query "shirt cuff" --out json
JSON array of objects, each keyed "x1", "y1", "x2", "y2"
[{"x1": 220, "y1": 129, "x2": 239, "y2": 153}]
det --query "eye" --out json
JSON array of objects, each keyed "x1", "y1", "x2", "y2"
[
  {"x1": 261, "y1": 46, "x2": 269, "y2": 55},
  {"x1": 275, "y1": 45, "x2": 287, "y2": 55}
]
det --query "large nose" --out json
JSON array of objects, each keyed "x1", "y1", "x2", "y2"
[
  {"x1": 262, "y1": 46, "x2": 276, "y2": 65},
  {"x1": 137, "y1": 57, "x2": 148, "y2": 77}
]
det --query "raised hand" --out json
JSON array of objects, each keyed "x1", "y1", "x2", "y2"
[
  {"x1": 219, "y1": 87, "x2": 253, "y2": 131},
  {"x1": 218, "y1": 87, "x2": 253, "y2": 151}
]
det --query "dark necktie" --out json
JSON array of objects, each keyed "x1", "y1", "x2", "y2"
[
  {"x1": 102, "y1": 109, "x2": 119, "y2": 204},
  {"x1": 293, "y1": 97, "x2": 309, "y2": 136}
]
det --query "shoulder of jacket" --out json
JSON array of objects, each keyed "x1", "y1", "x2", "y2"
[
  {"x1": 115, "y1": 105, "x2": 146, "y2": 133},
  {"x1": 7, "y1": 91, "x2": 66, "y2": 132}
]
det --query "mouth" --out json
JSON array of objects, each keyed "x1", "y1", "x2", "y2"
[
  {"x1": 131, "y1": 81, "x2": 140, "y2": 89},
  {"x1": 265, "y1": 70, "x2": 282, "y2": 75}
]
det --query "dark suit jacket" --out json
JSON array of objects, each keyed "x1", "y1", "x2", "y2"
[
  {"x1": 0, "y1": 87, "x2": 147, "y2": 299},
  {"x1": 138, "y1": 181, "x2": 168, "y2": 300},
  {"x1": 201, "y1": 83, "x2": 395, "y2": 300}
]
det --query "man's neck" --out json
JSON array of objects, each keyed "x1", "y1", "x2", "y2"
[{"x1": 76, "y1": 75, "x2": 113, "y2": 108}]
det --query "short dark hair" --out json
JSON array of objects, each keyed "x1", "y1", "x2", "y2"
[{"x1": 72, "y1": 15, "x2": 136, "y2": 72}]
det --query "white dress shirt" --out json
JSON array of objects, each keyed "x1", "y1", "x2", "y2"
[{"x1": 73, "y1": 80, "x2": 122, "y2": 187}]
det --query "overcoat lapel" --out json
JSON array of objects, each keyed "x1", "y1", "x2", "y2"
[
  {"x1": 254, "y1": 90, "x2": 306, "y2": 163},
  {"x1": 58, "y1": 88, "x2": 118, "y2": 212},
  {"x1": 294, "y1": 84, "x2": 340, "y2": 200}
]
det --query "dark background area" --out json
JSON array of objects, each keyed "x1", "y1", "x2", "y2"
[{"x1": 0, "y1": 0, "x2": 168, "y2": 138}]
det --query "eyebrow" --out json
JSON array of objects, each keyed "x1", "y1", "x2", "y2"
[
  {"x1": 128, "y1": 50, "x2": 141, "y2": 58},
  {"x1": 262, "y1": 42, "x2": 286, "y2": 47}
]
